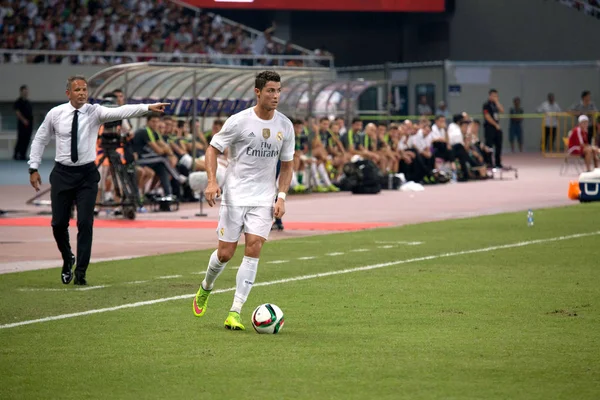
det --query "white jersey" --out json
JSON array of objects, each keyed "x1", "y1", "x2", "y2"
[{"x1": 210, "y1": 107, "x2": 295, "y2": 207}]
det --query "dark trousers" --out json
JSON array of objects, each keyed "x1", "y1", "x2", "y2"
[
  {"x1": 407, "y1": 148, "x2": 433, "y2": 182},
  {"x1": 14, "y1": 123, "x2": 33, "y2": 160},
  {"x1": 50, "y1": 162, "x2": 100, "y2": 278},
  {"x1": 544, "y1": 126, "x2": 557, "y2": 152},
  {"x1": 137, "y1": 156, "x2": 180, "y2": 196},
  {"x1": 484, "y1": 127, "x2": 503, "y2": 167},
  {"x1": 432, "y1": 141, "x2": 454, "y2": 162},
  {"x1": 452, "y1": 144, "x2": 471, "y2": 179}
]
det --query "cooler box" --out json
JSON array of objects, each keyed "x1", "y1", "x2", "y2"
[{"x1": 579, "y1": 168, "x2": 600, "y2": 202}]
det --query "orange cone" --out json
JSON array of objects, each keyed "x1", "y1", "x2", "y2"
[{"x1": 568, "y1": 180, "x2": 581, "y2": 200}]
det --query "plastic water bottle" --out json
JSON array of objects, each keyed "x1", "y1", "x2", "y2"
[
  {"x1": 451, "y1": 170, "x2": 457, "y2": 184},
  {"x1": 527, "y1": 209, "x2": 534, "y2": 227}
]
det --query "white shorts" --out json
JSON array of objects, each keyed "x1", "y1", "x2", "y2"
[{"x1": 216, "y1": 206, "x2": 274, "y2": 242}]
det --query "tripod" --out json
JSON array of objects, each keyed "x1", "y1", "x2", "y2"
[{"x1": 96, "y1": 135, "x2": 140, "y2": 220}]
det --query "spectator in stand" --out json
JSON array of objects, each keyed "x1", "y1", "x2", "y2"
[
  {"x1": 417, "y1": 95, "x2": 433, "y2": 116},
  {"x1": 435, "y1": 101, "x2": 451, "y2": 119},
  {"x1": 569, "y1": 90, "x2": 598, "y2": 120},
  {"x1": 536, "y1": 93, "x2": 561, "y2": 152},
  {"x1": 1, "y1": 3, "x2": 315, "y2": 66},
  {"x1": 509, "y1": 97, "x2": 524, "y2": 153},
  {"x1": 568, "y1": 115, "x2": 599, "y2": 172}
]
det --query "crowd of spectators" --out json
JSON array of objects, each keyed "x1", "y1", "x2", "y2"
[
  {"x1": 557, "y1": 0, "x2": 600, "y2": 19},
  {"x1": 0, "y1": 0, "x2": 326, "y2": 66}
]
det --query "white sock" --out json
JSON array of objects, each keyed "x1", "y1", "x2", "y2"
[
  {"x1": 202, "y1": 250, "x2": 227, "y2": 290},
  {"x1": 231, "y1": 256, "x2": 259, "y2": 314},
  {"x1": 310, "y1": 163, "x2": 322, "y2": 186},
  {"x1": 290, "y1": 171, "x2": 299, "y2": 188},
  {"x1": 318, "y1": 163, "x2": 333, "y2": 186}
]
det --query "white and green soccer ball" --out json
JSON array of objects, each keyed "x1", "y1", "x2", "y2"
[{"x1": 251, "y1": 303, "x2": 285, "y2": 334}]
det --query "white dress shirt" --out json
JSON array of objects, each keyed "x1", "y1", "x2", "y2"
[
  {"x1": 430, "y1": 124, "x2": 446, "y2": 141},
  {"x1": 410, "y1": 129, "x2": 433, "y2": 152},
  {"x1": 447, "y1": 122, "x2": 464, "y2": 146},
  {"x1": 28, "y1": 102, "x2": 150, "y2": 169}
]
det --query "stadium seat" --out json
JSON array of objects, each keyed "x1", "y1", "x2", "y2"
[{"x1": 560, "y1": 137, "x2": 585, "y2": 175}]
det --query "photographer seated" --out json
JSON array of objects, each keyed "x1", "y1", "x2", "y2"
[{"x1": 133, "y1": 114, "x2": 187, "y2": 199}]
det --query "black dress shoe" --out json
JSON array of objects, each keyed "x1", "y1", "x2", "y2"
[
  {"x1": 74, "y1": 276, "x2": 87, "y2": 286},
  {"x1": 61, "y1": 255, "x2": 75, "y2": 284}
]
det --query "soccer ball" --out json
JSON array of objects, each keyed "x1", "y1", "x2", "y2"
[{"x1": 251, "y1": 303, "x2": 285, "y2": 334}]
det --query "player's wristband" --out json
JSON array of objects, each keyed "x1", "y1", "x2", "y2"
[{"x1": 277, "y1": 192, "x2": 287, "y2": 201}]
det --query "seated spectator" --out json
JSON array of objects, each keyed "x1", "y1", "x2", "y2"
[
  {"x1": 376, "y1": 123, "x2": 401, "y2": 174},
  {"x1": 468, "y1": 120, "x2": 493, "y2": 167},
  {"x1": 357, "y1": 123, "x2": 384, "y2": 170},
  {"x1": 341, "y1": 118, "x2": 364, "y2": 155},
  {"x1": 291, "y1": 118, "x2": 310, "y2": 192},
  {"x1": 309, "y1": 117, "x2": 340, "y2": 192},
  {"x1": 204, "y1": 119, "x2": 223, "y2": 145},
  {"x1": 389, "y1": 124, "x2": 418, "y2": 182},
  {"x1": 133, "y1": 114, "x2": 187, "y2": 198},
  {"x1": 407, "y1": 119, "x2": 436, "y2": 183},
  {"x1": 448, "y1": 114, "x2": 474, "y2": 181},
  {"x1": 430, "y1": 115, "x2": 454, "y2": 165},
  {"x1": 568, "y1": 115, "x2": 599, "y2": 172}
]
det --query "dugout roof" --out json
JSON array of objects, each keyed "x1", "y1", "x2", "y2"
[{"x1": 88, "y1": 62, "x2": 383, "y2": 118}]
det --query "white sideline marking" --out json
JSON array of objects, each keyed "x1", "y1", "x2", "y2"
[
  {"x1": 376, "y1": 241, "x2": 423, "y2": 245},
  {"x1": 377, "y1": 245, "x2": 395, "y2": 249},
  {"x1": 297, "y1": 256, "x2": 317, "y2": 260},
  {"x1": 75, "y1": 285, "x2": 108, "y2": 291},
  {"x1": 126, "y1": 280, "x2": 149, "y2": 285},
  {"x1": 326, "y1": 252, "x2": 345, "y2": 256},
  {"x1": 2, "y1": 231, "x2": 598, "y2": 330},
  {"x1": 267, "y1": 260, "x2": 289, "y2": 264},
  {"x1": 190, "y1": 272, "x2": 207, "y2": 275},
  {"x1": 350, "y1": 249, "x2": 370, "y2": 252},
  {"x1": 156, "y1": 275, "x2": 182, "y2": 280},
  {"x1": 17, "y1": 285, "x2": 109, "y2": 292}
]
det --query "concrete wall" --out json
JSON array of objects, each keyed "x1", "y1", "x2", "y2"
[
  {"x1": 450, "y1": 0, "x2": 600, "y2": 61},
  {"x1": 0, "y1": 64, "x2": 105, "y2": 102}
]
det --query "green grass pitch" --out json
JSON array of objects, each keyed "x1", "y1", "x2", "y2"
[{"x1": 0, "y1": 203, "x2": 599, "y2": 399}]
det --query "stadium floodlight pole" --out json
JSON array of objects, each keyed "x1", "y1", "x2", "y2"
[{"x1": 192, "y1": 70, "x2": 207, "y2": 217}]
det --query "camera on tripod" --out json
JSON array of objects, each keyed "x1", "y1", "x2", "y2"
[
  {"x1": 99, "y1": 98, "x2": 126, "y2": 150},
  {"x1": 95, "y1": 95, "x2": 140, "y2": 220}
]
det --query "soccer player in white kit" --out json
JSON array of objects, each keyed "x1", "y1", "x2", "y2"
[{"x1": 192, "y1": 71, "x2": 295, "y2": 330}]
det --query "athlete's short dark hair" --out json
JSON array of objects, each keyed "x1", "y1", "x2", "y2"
[{"x1": 255, "y1": 71, "x2": 281, "y2": 91}]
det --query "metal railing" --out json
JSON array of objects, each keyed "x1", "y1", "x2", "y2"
[{"x1": 0, "y1": 49, "x2": 334, "y2": 68}]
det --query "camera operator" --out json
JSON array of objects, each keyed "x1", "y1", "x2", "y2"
[
  {"x1": 112, "y1": 90, "x2": 155, "y2": 198},
  {"x1": 133, "y1": 114, "x2": 187, "y2": 198}
]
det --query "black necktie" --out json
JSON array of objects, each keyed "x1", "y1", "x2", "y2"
[{"x1": 71, "y1": 110, "x2": 79, "y2": 163}]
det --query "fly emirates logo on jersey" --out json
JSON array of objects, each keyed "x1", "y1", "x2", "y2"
[{"x1": 245, "y1": 128, "x2": 281, "y2": 158}]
